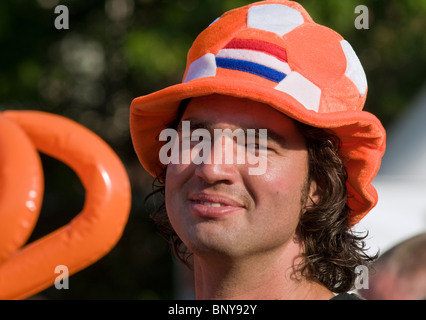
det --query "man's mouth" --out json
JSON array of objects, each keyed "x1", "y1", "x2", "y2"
[
  {"x1": 188, "y1": 192, "x2": 246, "y2": 218},
  {"x1": 189, "y1": 193, "x2": 245, "y2": 208},
  {"x1": 194, "y1": 200, "x2": 227, "y2": 207}
]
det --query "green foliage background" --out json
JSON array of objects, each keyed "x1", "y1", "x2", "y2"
[{"x1": 0, "y1": 0, "x2": 425, "y2": 299}]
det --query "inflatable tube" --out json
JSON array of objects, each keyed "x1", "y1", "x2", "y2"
[
  {"x1": 0, "y1": 114, "x2": 43, "y2": 264},
  {"x1": 0, "y1": 111, "x2": 131, "y2": 300}
]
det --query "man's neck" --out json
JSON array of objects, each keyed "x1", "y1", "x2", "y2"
[{"x1": 192, "y1": 241, "x2": 334, "y2": 300}]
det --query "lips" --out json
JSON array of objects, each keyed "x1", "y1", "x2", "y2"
[
  {"x1": 195, "y1": 200, "x2": 226, "y2": 207},
  {"x1": 189, "y1": 192, "x2": 245, "y2": 207},
  {"x1": 188, "y1": 192, "x2": 245, "y2": 218}
]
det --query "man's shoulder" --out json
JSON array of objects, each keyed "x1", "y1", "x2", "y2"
[{"x1": 330, "y1": 292, "x2": 364, "y2": 300}]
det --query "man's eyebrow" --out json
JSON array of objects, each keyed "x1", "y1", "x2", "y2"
[
  {"x1": 178, "y1": 118, "x2": 287, "y2": 146},
  {"x1": 177, "y1": 119, "x2": 211, "y2": 132}
]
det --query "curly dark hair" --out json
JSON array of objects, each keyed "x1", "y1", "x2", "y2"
[
  {"x1": 145, "y1": 100, "x2": 376, "y2": 294},
  {"x1": 295, "y1": 123, "x2": 376, "y2": 293}
]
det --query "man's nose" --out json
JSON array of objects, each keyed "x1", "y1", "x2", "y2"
[{"x1": 193, "y1": 136, "x2": 240, "y2": 184}]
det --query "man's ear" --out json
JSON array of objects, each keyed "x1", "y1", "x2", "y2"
[{"x1": 305, "y1": 179, "x2": 321, "y2": 208}]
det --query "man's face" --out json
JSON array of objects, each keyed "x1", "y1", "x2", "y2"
[{"x1": 165, "y1": 94, "x2": 315, "y2": 260}]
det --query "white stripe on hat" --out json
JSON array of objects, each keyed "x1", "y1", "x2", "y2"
[{"x1": 216, "y1": 49, "x2": 292, "y2": 75}]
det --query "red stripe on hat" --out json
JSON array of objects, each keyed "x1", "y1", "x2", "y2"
[{"x1": 224, "y1": 38, "x2": 287, "y2": 62}]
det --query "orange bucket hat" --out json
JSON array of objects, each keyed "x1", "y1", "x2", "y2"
[{"x1": 130, "y1": 0, "x2": 386, "y2": 225}]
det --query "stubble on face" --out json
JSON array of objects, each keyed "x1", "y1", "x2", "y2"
[{"x1": 164, "y1": 95, "x2": 317, "y2": 263}]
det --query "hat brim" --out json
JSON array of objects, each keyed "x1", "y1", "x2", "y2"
[{"x1": 130, "y1": 75, "x2": 386, "y2": 225}]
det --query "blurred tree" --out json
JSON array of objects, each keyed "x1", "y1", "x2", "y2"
[{"x1": 0, "y1": 0, "x2": 425, "y2": 299}]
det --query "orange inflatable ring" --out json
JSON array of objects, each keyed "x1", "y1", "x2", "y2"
[
  {"x1": 0, "y1": 111, "x2": 131, "y2": 299},
  {"x1": 0, "y1": 114, "x2": 43, "y2": 265}
]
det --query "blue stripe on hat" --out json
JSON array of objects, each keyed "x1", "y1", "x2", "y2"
[{"x1": 215, "y1": 57, "x2": 287, "y2": 83}]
